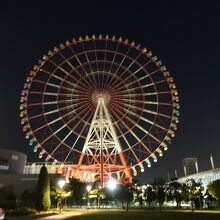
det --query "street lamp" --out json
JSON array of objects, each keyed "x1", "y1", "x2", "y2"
[
  {"x1": 107, "y1": 179, "x2": 117, "y2": 191},
  {"x1": 107, "y1": 179, "x2": 117, "y2": 208},
  {"x1": 86, "y1": 185, "x2": 92, "y2": 208},
  {"x1": 58, "y1": 179, "x2": 66, "y2": 213}
]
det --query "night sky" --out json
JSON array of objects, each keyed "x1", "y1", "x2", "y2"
[{"x1": 0, "y1": 1, "x2": 220, "y2": 183}]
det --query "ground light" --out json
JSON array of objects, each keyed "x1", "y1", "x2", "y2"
[{"x1": 58, "y1": 179, "x2": 66, "y2": 213}]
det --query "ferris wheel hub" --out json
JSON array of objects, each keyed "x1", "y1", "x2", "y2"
[{"x1": 92, "y1": 90, "x2": 110, "y2": 104}]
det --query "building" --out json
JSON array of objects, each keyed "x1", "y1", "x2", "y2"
[
  {"x1": 0, "y1": 149, "x2": 39, "y2": 195},
  {"x1": 178, "y1": 167, "x2": 220, "y2": 187},
  {"x1": 0, "y1": 148, "x2": 27, "y2": 174},
  {"x1": 0, "y1": 149, "x2": 92, "y2": 195},
  {"x1": 182, "y1": 158, "x2": 199, "y2": 176}
]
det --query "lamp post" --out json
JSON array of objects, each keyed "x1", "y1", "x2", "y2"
[
  {"x1": 86, "y1": 185, "x2": 92, "y2": 208},
  {"x1": 58, "y1": 179, "x2": 65, "y2": 214}
]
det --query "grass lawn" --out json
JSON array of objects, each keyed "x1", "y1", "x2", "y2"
[{"x1": 65, "y1": 210, "x2": 220, "y2": 220}]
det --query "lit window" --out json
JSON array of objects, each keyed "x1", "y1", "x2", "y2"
[{"x1": 11, "y1": 155, "x2": 19, "y2": 160}]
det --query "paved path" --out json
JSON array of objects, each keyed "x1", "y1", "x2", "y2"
[{"x1": 7, "y1": 209, "x2": 89, "y2": 220}]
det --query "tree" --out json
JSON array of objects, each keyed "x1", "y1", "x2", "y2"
[
  {"x1": 0, "y1": 185, "x2": 16, "y2": 209},
  {"x1": 185, "y1": 179, "x2": 203, "y2": 211},
  {"x1": 132, "y1": 185, "x2": 144, "y2": 208},
  {"x1": 146, "y1": 186, "x2": 156, "y2": 207},
  {"x1": 36, "y1": 166, "x2": 51, "y2": 212},
  {"x1": 166, "y1": 181, "x2": 183, "y2": 207},
  {"x1": 18, "y1": 189, "x2": 35, "y2": 208},
  {"x1": 89, "y1": 188, "x2": 106, "y2": 207},
  {"x1": 208, "y1": 179, "x2": 220, "y2": 206},
  {"x1": 50, "y1": 175, "x2": 73, "y2": 208},
  {"x1": 68, "y1": 178, "x2": 86, "y2": 205},
  {"x1": 153, "y1": 178, "x2": 166, "y2": 211},
  {"x1": 114, "y1": 184, "x2": 133, "y2": 210}
]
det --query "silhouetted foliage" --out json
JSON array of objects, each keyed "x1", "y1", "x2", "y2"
[
  {"x1": 208, "y1": 179, "x2": 220, "y2": 206},
  {"x1": 36, "y1": 166, "x2": 51, "y2": 212},
  {"x1": 0, "y1": 185, "x2": 16, "y2": 209},
  {"x1": 184, "y1": 179, "x2": 203, "y2": 211},
  {"x1": 153, "y1": 178, "x2": 166, "y2": 211},
  {"x1": 166, "y1": 181, "x2": 184, "y2": 207},
  {"x1": 18, "y1": 189, "x2": 35, "y2": 208}
]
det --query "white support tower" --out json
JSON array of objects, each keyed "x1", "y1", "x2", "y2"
[{"x1": 74, "y1": 93, "x2": 131, "y2": 185}]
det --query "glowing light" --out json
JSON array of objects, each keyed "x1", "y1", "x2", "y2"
[
  {"x1": 132, "y1": 166, "x2": 137, "y2": 176},
  {"x1": 58, "y1": 179, "x2": 65, "y2": 189},
  {"x1": 86, "y1": 185, "x2": 92, "y2": 192},
  {"x1": 107, "y1": 179, "x2": 117, "y2": 190}
]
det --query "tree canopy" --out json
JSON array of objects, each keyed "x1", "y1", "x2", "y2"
[{"x1": 208, "y1": 179, "x2": 220, "y2": 201}]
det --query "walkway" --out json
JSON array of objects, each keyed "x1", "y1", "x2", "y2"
[{"x1": 7, "y1": 209, "x2": 88, "y2": 220}]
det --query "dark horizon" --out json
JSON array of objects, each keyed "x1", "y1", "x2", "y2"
[{"x1": 0, "y1": 2, "x2": 220, "y2": 183}]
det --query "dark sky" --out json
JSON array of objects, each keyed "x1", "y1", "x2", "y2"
[{"x1": 0, "y1": 1, "x2": 220, "y2": 183}]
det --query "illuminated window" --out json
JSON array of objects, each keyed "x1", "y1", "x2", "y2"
[{"x1": 11, "y1": 155, "x2": 19, "y2": 160}]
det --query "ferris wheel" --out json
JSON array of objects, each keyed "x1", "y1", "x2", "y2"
[{"x1": 20, "y1": 35, "x2": 179, "y2": 183}]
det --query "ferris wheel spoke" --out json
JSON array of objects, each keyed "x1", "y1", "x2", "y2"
[
  {"x1": 81, "y1": 41, "x2": 99, "y2": 89},
  {"x1": 113, "y1": 117, "x2": 141, "y2": 163},
  {"x1": 38, "y1": 67, "x2": 90, "y2": 93},
  {"x1": 48, "y1": 58, "x2": 92, "y2": 90},
  {"x1": 28, "y1": 95, "x2": 92, "y2": 108},
  {"x1": 41, "y1": 61, "x2": 74, "y2": 83},
  {"x1": 33, "y1": 111, "x2": 75, "y2": 133},
  {"x1": 92, "y1": 37, "x2": 100, "y2": 84},
  {"x1": 58, "y1": 47, "x2": 94, "y2": 88},
  {"x1": 29, "y1": 91, "x2": 76, "y2": 97},
  {"x1": 32, "y1": 79, "x2": 77, "y2": 93},
  {"x1": 122, "y1": 91, "x2": 171, "y2": 98},
  {"x1": 112, "y1": 109, "x2": 152, "y2": 155},
  {"x1": 108, "y1": 38, "x2": 120, "y2": 73},
  {"x1": 107, "y1": 50, "x2": 143, "y2": 91},
  {"x1": 103, "y1": 40, "x2": 120, "y2": 89},
  {"x1": 106, "y1": 47, "x2": 133, "y2": 90},
  {"x1": 39, "y1": 101, "x2": 93, "y2": 146},
  {"x1": 111, "y1": 79, "x2": 167, "y2": 96},
  {"x1": 32, "y1": 79, "x2": 58, "y2": 89},
  {"x1": 70, "y1": 44, "x2": 97, "y2": 88},
  {"x1": 103, "y1": 38, "x2": 108, "y2": 73},
  {"x1": 122, "y1": 98, "x2": 173, "y2": 106},
  {"x1": 29, "y1": 98, "x2": 92, "y2": 121},
  {"x1": 28, "y1": 99, "x2": 72, "y2": 107},
  {"x1": 117, "y1": 104, "x2": 168, "y2": 132},
  {"x1": 116, "y1": 107, "x2": 162, "y2": 145},
  {"x1": 109, "y1": 59, "x2": 158, "y2": 94},
  {"x1": 28, "y1": 102, "x2": 75, "y2": 119},
  {"x1": 54, "y1": 108, "x2": 93, "y2": 161},
  {"x1": 119, "y1": 101, "x2": 172, "y2": 119}
]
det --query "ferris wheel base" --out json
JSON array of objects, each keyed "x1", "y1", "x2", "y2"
[{"x1": 55, "y1": 164, "x2": 132, "y2": 184}]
